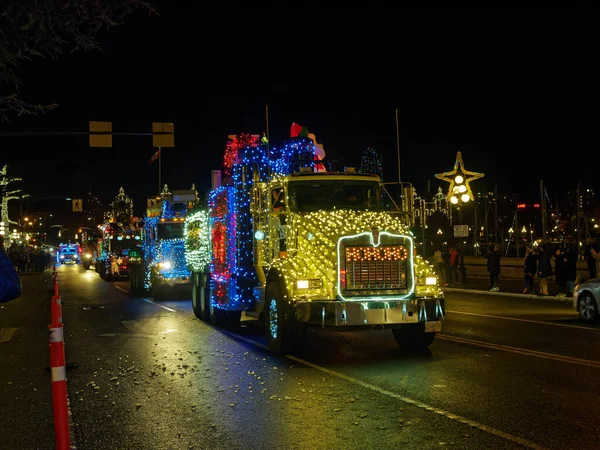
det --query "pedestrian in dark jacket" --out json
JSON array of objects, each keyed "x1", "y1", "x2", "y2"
[
  {"x1": 486, "y1": 244, "x2": 502, "y2": 291},
  {"x1": 537, "y1": 244, "x2": 553, "y2": 295},
  {"x1": 523, "y1": 246, "x2": 538, "y2": 294},
  {"x1": 0, "y1": 239, "x2": 22, "y2": 303},
  {"x1": 553, "y1": 247, "x2": 567, "y2": 297},
  {"x1": 564, "y1": 243, "x2": 578, "y2": 296}
]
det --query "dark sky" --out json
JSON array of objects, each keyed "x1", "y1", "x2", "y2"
[{"x1": 1, "y1": 6, "x2": 598, "y2": 214}]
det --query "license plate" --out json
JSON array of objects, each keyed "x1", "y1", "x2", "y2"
[{"x1": 425, "y1": 321, "x2": 441, "y2": 333}]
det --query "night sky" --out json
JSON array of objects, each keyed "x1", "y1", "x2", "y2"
[{"x1": 1, "y1": 6, "x2": 598, "y2": 215}]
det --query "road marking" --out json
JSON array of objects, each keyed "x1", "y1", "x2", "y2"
[
  {"x1": 0, "y1": 328, "x2": 17, "y2": 343},
  {"x1": 113, "y1": 285, "x2": 177, "y2": 312},
  {"x1": 144, "y1": 298, "x2": 177, "y2": 312},
  {"x1": 220, "y1": 329, "x2": 545, "y2": 450},
  {"x1": 284, "y1": 354, "x2": 546, "y2": 450},
  {"x1": 437, "y1": 334, "x2": 600, "y2": 369},
  {"x1": 446, "y1": 309, "x2": 597, "y2": 332}
]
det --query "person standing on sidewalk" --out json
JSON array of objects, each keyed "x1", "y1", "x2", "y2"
[
  {"x1": 565, "y1": 242, "x2": 578, "y2": 297},
  {"x1": 584, "y1": 237, "x2": 598, "y2": 280},
  {"x1": 553, "y1": 247, "x2": 568, "y2": 297},
  {"x1": 448, "y1": 245, "x2": 459, "y2": 287},
  {"x1": 432, "y1": 246, "x2": 446, "y2": 286},
  {"x1": 486, "y1": 243, "x2": 502, "y2": 291},
  {"x1": 523, "y1": 245, "x2": 538, "y2": 294},
  {"x1": 537, "y1": 243, "x2": 553, "y2": 295},
  {"x1": 0, "y1": 237, "x2": 22, "y2": 303}
]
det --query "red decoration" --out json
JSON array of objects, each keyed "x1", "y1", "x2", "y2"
[
  {"x1": 290, "y1": 122, "x2": 303, "y2": 137},
  {"x1": 223, "y1": 133, "x2": 259, "y2": 176}
]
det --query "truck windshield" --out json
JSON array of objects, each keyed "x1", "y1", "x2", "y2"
[
  {"x1": 288, "y1": 180, "x2": 381, "y2": 212},
  {"x1": 158, "y1": 222, "x2": 184, "y2": 239}
]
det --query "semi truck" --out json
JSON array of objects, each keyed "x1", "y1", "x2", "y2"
[
  {"x1": 142, "y1": 189, "x2": 196, "y2": 299},
  {"x1": 184, "y1": 135, "x2": 445, "y2": 355},
  {"x1": 94, "y1": 221, "x2": 142, "y2": 280}
]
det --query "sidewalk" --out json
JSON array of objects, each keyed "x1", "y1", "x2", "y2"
[{"x1": 441, "y1": 276, "x2": 574, "y2": 302}]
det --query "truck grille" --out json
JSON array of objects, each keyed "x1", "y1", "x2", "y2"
[{"x1": 344, "y1": 245, "x2": 408, "y2": 290}]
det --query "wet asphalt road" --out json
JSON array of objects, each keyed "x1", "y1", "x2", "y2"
[{"x1": 1, "y1": 264, "x2": 599, "y2": 450}]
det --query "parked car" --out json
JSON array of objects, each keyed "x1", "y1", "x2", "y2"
[{"x1": 573, "y1": 278, "x2": 600, "y2": 322}]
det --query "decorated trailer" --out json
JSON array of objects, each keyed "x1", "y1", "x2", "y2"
[{"x1": 184, "y1": 133, "x2": 445, "y2": 355}]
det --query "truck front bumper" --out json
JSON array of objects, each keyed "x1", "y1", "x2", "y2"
[
  {"x1": 295, "y1": 296, "x2": 445, "y2": 328},
  {"x1": 157, "y1": 273, "x2": 190, "y2": 286}
]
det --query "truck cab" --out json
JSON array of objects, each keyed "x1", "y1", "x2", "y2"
[
  {"x1": 143, "y1": 190, "x2": 196, "y2": 299},
  {"x1": 186, "y1": 136, "x2": 444, "y2": 355}
]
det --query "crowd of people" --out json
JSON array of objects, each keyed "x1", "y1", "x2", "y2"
[
  {"x1": 431, "y1": 238, "x2": 600, "y2": 297},
  {"x1": 4, "y1": 245, "x2": 52, "y2": 274}
]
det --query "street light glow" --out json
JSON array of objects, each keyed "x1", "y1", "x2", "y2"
[
  {"x1": 450, "y1": 196, "x2": 459, "y2": 204},
  {"x1": 455, "y1": 175, "x2": 464, "y2": 184},
  {"x1": 461, "y1": 194, "x2": 470, "y2": 202}
]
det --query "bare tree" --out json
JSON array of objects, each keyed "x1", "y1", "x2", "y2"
[{"x1": 0, "y1": 0, "x2": 155, "y2": 120}]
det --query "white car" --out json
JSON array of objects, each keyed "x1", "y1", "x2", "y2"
[
  {"x1": 60, "y1": 248, "x2": 80, "y2": 264},
  {"x1": 573, "y1": 278, "x2": 600, "y2": 322}
]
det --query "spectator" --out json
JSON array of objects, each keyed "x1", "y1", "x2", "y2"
[
  {"x1": 486, "y1": 243, "x2": 502, "y2": 291},
  {"x1": 537, "y1": 243, "x2": 553, "y2": 295},
  {"x1": 523, "y1": 245, "x2": 538, "y2": 294},
  {"x1": 432, "y1": 246, "x2": 445, "y2": 285},
  {"x1": 553, "y1": 247, "x2": 567, "y2": 297},
  {"x1": 448, "y1": 246, "x2": 459, "y2": 287},
  {"x1": 564, "y1": 242, "x2": 578, "y2": 297},
  {"x1": 0, "y1": 238, "x2": 22, "y2": 303},
  {"x1": 584, "y1": 237, "x2": 598, "y2": 280}
]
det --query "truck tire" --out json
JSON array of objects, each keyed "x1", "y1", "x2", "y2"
[
  {"x1": 192, "y1": 272, "x2": 210, "y2": 322},
  {"x1": 392, "y1": 324, "x2": 436, "y2": 350},
  {"x1": 265, "y1": 282, "x2": 293, "y2": 355}
]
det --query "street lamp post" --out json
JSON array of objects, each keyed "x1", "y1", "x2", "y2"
[{"x1": 435, "y1": 151, "x2": 485, "y2": 285}]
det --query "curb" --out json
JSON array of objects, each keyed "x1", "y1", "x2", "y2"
[{"x1": 441, "y1": 287, "x2": 573, "y2": 303}]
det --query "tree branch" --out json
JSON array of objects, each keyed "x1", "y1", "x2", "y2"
[{"x1": 0, "y1": 0, "x2": 156, "y2": 120}]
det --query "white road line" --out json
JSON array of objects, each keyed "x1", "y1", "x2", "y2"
[
  {"x1": 437, "y1": 334, "x2": 600, "y2": 369},
  {"x1": 446, "y1": 309, "x2": 597, "y2": 332},
  {"x1": 143, "y1": 298, "x2": 177, "y2": 312},
  {"x1": 113, "y1": 285, "x2": 177, "y2": 312},
  {"x1": 114, "y1": 286, "x2": 130, "y2": 295},
  {"x1": 221, "y1": 330, "x2": 546, "y2": 450}
]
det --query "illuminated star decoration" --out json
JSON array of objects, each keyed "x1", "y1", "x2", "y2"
[{"x1": 434, "y1": 151, "x2": 484, "y2": 205}]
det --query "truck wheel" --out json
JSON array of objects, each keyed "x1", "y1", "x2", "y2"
[
  {"x1": 392, "y1": 324, "x2": 436, "y2": 350},
  {"x1": 192, "y1": 272, "x2": 209, "y2": 321},
  {"x1": 265, "y1": 282, "x2": 292, "y2": 355}
]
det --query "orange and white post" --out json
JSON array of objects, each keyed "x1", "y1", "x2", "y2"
[{"x1": 49, "y1": 265, "x2": 70, "y2": 449}]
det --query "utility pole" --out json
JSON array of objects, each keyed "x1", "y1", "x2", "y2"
[
  {"x1": 494, "y1": 184, "x2": 499, "y2": 243},
  {"x1": 473, "y1": 198, "x2": 479, "y2": 255},
  {"x1": 515, "y1": 210, "x2": 520, "y2": 258},
  {"x1": 540, "y1": 180, "x2": 547, "y2": 242},
  {"x1": 576, "y1": 182, "x2": 581, "y2": 249}
]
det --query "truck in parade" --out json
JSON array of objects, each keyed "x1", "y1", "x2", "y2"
[
  {"x1": 92, "y1": 188, "x2": 142, "y2": 280},
  {"x1": 183, "y1": 131, "x2": 445, "y2": 355},
  {"x1": 140, "y1": 187, "x2": 197, "y2": 299}
]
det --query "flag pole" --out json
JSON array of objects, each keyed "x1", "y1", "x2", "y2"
[
  {"x1": 265, "y1": 104, "x2": 270, "y2": 156},
  {"x1": 158, "y1": 147, "x2": 162, "y2": 196},
  {"x1": 395, "y1": 108, "x2": 401, "y2": 185}
]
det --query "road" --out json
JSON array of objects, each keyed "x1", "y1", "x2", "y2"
[{"x1": 1, "y1": 264, "x2": 599, "y2": 450}]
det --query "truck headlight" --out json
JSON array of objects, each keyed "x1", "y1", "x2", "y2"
[
  {"x1": 296, "y1": 279, "x2": 323, "y2": 289},
  {"x1": 158, "y1": 261, "x2": 172, "y2": 269},
  {"x1": 60, "y1": 255, "x2": 65, "y2": 259},
  {"x1": 84, "y1": 253, "x2": 92, "y2": 259},
  {"x1": 425, "y1": 277, "x2": 437, "y2": 286}
]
